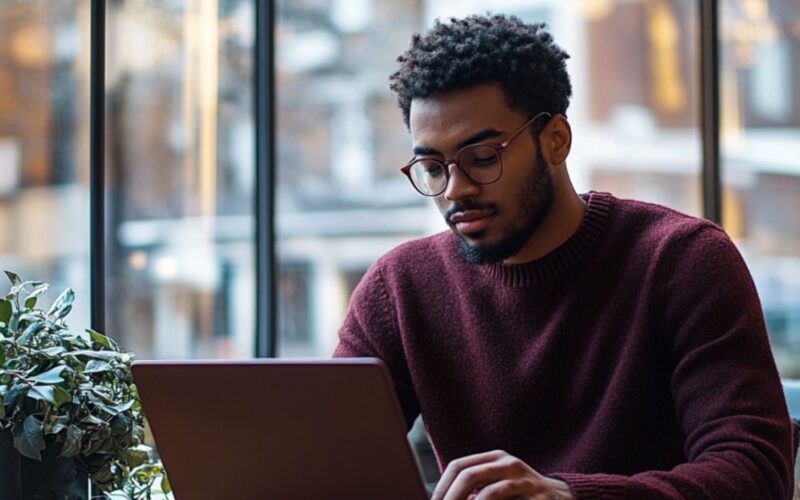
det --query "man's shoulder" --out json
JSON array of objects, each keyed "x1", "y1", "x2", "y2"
[
  {"x1": 353, "y1": 231, "x2": 459, "y2": 300},
  {"x1": 375, "y1": 231, "x2": 455, "y2": 271},
  {"x1": 610, "y1": 194, "x2": 727, "y2": 246}
]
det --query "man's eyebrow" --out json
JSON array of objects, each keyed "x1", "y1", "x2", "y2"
[{"x1": 412, "y1": 128, "x2": 504, "y2": 156}]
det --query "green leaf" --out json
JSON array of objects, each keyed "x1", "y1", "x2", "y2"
[
  {"x1": 83, "y1": 359, "x2": 112, "y2": 374},
  {"x1": 29, "y1": 365, "x2": 67, "y2": 384},
  {"x1": 91, "y1": 385, "x2": 115, "y2": 402},
  {"x1": 40, "y1": 346, "x2": 66, "y2": 357},
  {"x1": 19, "y1": 311, "x2": 45, "y2": 322},
  {"x1": 112, "y1": 399, "x2": 136, "y2": 414},
  {"x1": 3, "y1": 358, "x2": 21, "y2": 371},
  {"x1": 4, "y1": 271, "x2": 21, "y2": 286},
  {"x1": 9, "y1": 280, "x2": 32, "y2": 296},
  {"x1": 47, "y1": 288, "x2": 74, "y2": 318},
  {"x1": 24, "y1": 283, "x2": 48, "y2": 302},
  {"x1": 54, "y1": 304, "x2": 72, "y2": 320},
  {"x1": 60, "y1": 425, "x2": 83, "y2": 458},
  {"x1": 0, "y1": 299, "x2": 11, "y2": 323},
  {"x1": 66, "y1": 350, "x2": 125, "y2": 361},
  {"x1": 84, "y1": 431, "x2": 107, "y2": 455},
  {"x1": 124, "y1": 447, "x2": 150, "y2": 468},
  {"x1": 0, "y1": 347, "x2": 5, "y2": 366},
  {"x1": 5, "y1": 383, "x2": 29, "y2": 407},
  {"x1": 98, "y1": 435, "x2": 115, "y2": 454},
  {"x1": 91, "y1": 399, "x2": 118, "y2": 417},
  {"x1": 91, "y1": 461, "x2": 114, "y2": 487},
  {"x1": 46, "y1": 415, "x2": 70, "y2": 435},
  {"x1": 87, "y1": 329, "x2": 111, "y2": 350},
  {"x1": 110, "y1": 413, "x2": 131, "y2": 436},
  {"x1": 24, "y1": 297, "x2": 37, "y2": 309},
  {"x1": 17, "y1": 321, "x2": 44, "y2": 346},
  {"x1": 81, "y1": 414, "x2": 106, "y2": 426},
  {"x1": 161, "y1": 473, "x2": 172, "y2": 494},
  {"x1": 28, "y1": 385, "x2": 55, "y2": 404},
  {"x1": 13, "y1": 415, "x2": 46, "y2": 460},
  {"x1": 52, "y1": 386, "x2": 71, "y2": 408}
]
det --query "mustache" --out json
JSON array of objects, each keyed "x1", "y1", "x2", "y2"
[{"x1": 444, "y1": 200, "x2": 499, "y2": 225}]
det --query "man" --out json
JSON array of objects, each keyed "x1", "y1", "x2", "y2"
[{"x1": 334, "y1": 14, "x2": 793, "y2": 499}]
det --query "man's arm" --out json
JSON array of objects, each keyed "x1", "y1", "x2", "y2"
[
  {"x1": 548, "y1": 226, "x2": 794, "y2": 499},
  {"x1": 431, "y1": 226, "x2": 793, "y2": 500},
  {"x1": 333, "y1": 262, "x2": 421, "y2": 429}
]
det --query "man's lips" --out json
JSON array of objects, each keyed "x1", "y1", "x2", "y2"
[{"x1": 449, "y1": 209, "x2": 496, "y2": 235}]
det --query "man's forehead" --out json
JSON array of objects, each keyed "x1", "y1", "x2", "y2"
[
  {"x1": 408, "y1": 85, "x2": 516, "y2": 148},
  {"x1": 410, "y1": 85, "x2": 506, "y2": 117}
]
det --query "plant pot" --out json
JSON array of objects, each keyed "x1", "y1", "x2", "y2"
[{"x1": 0, "y1": 430, "x2": 88, "y2": 500}]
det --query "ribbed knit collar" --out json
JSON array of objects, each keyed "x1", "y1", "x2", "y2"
[{"x1": 483, "y1": 191, "x2": 614, "y2": 287}]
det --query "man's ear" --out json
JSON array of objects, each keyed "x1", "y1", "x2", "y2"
[{"x1": 544, "y1": 114, "x2": 572, "y2": 165}]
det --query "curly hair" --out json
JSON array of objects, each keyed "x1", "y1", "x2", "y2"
[{"x1": 389, "y1": 14, "x2": 572, "y2": 128}]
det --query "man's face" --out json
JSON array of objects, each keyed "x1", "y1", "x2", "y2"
[{"x1": 408, "y1": 84, "x2": 555, "y2": 264}]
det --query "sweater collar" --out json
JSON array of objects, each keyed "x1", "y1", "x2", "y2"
[{"x1": 482, "y1": 191, "x2": 614, "y2": 287}]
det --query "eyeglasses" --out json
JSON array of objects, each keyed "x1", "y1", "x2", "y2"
[{"x1": 400, "y1": 111, "x2": 552, "y2": 197}]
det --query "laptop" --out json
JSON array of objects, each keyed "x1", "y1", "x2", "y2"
[{"x1": 132, "y1": 358, "x2": 429, "y2": 500}]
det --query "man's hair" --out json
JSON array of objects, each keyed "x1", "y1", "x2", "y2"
[{"x1": 389, "y1": 14, "x2": 572, "y2": 128}]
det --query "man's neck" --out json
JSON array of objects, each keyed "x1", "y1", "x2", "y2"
[{"x1": 503, "y1": 168, "x2": 586, "y2": 264}]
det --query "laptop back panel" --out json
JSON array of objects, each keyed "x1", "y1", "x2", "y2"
[{"x1": 132, "y1": 359, "x2": 428, "y2": 500}]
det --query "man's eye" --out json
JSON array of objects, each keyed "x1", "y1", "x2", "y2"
[
  {"x1": 416, "y1": 161, "x2": 443, "y2": 177},
  {"x1": 467, "y1": 155, "x2": 498, "y2": 169},
  {"x1": 424, "y1": 165, "x2": 444, "y2": 176},
  {"x1": 462, "y1": 146, "x2": 498, "y2": 168},
  {"x1": 473, "y1": 155, "x2": 496, "y2": 164}
]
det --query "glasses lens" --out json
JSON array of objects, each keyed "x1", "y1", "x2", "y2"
[
  {"x1": 409, "y1": 159, "x2": 447, "y2": 195},
  {"x1": 457, "y1": 145, "x2": 501, "y2": 184}
]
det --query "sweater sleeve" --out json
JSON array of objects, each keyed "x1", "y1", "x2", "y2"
[
  {"x1": 333, "y1": 261, "x2": 421, "y2": 430},
  {"x1": 554, "y1": 226, "x2": 794, "y2": 499}
]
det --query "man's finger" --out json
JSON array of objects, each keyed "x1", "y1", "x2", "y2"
[
  {"x1": 431, "y1": 450, "x2": 507, "y2": 500},
  {"x1": 474, "y1": 479, "x2": 528, "y2": 499},
  {"x1": 443, "y1": 455, "x2": 532, "y2": 500}
]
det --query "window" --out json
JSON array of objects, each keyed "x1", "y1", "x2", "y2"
[
  {"x1": 720, "y1": 0, "x2": 800, "y2": 377},
  {"x1": 0, "y1": 1, "x2": 90, "y2": 331},
  {"x1": 275, "y1": 0, "x2": 434, "y2": 357},
  {"x1": 103, "y1": 0, "x2": 256, "y2": 359}
]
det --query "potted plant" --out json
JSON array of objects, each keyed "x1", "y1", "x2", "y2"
[{"x1": 0, "y1": 271, "x2": 161, "y2": 497}]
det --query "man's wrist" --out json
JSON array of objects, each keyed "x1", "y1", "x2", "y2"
[{"x1": 546, "y1": 477, "x2": 575, "y2": 499}]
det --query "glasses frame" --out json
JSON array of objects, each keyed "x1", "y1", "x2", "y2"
[{"x1": 400, "y1": 111, "x2": 552, "y2": 197}]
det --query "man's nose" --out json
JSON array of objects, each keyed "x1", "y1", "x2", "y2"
[{"x1": 443, "y1": 162, "x2": 480, "y2": 201}]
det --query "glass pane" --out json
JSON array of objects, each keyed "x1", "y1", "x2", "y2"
[
  {"x1": 0, "y1": 1, "x2": 91, "y2": 330},
  {"x1": 105, "y1": 0, "x2": 256, "y2": 359},
  {"x1": 275, "y1": 0, "x2": 432, "y2": 358},
  {"x1": 720, "y1": 0, "x2": 800, "y2": 377}
]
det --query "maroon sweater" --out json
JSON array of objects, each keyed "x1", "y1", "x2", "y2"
[{"x1": 334, "y1": 192, "x2": 793, "y2": 499}]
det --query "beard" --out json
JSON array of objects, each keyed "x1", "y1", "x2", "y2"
[{"x1": 450, "y1": 146, "x2": 555, "y2": 265}]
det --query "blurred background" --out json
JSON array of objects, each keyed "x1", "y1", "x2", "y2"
[{"x1": 1, "y1": 2, "x2": 799, "y2": 477}]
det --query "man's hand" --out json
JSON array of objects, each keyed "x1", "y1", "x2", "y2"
[{"x1": 431, "y1": 450, "x2": 574, "y2": 500}]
